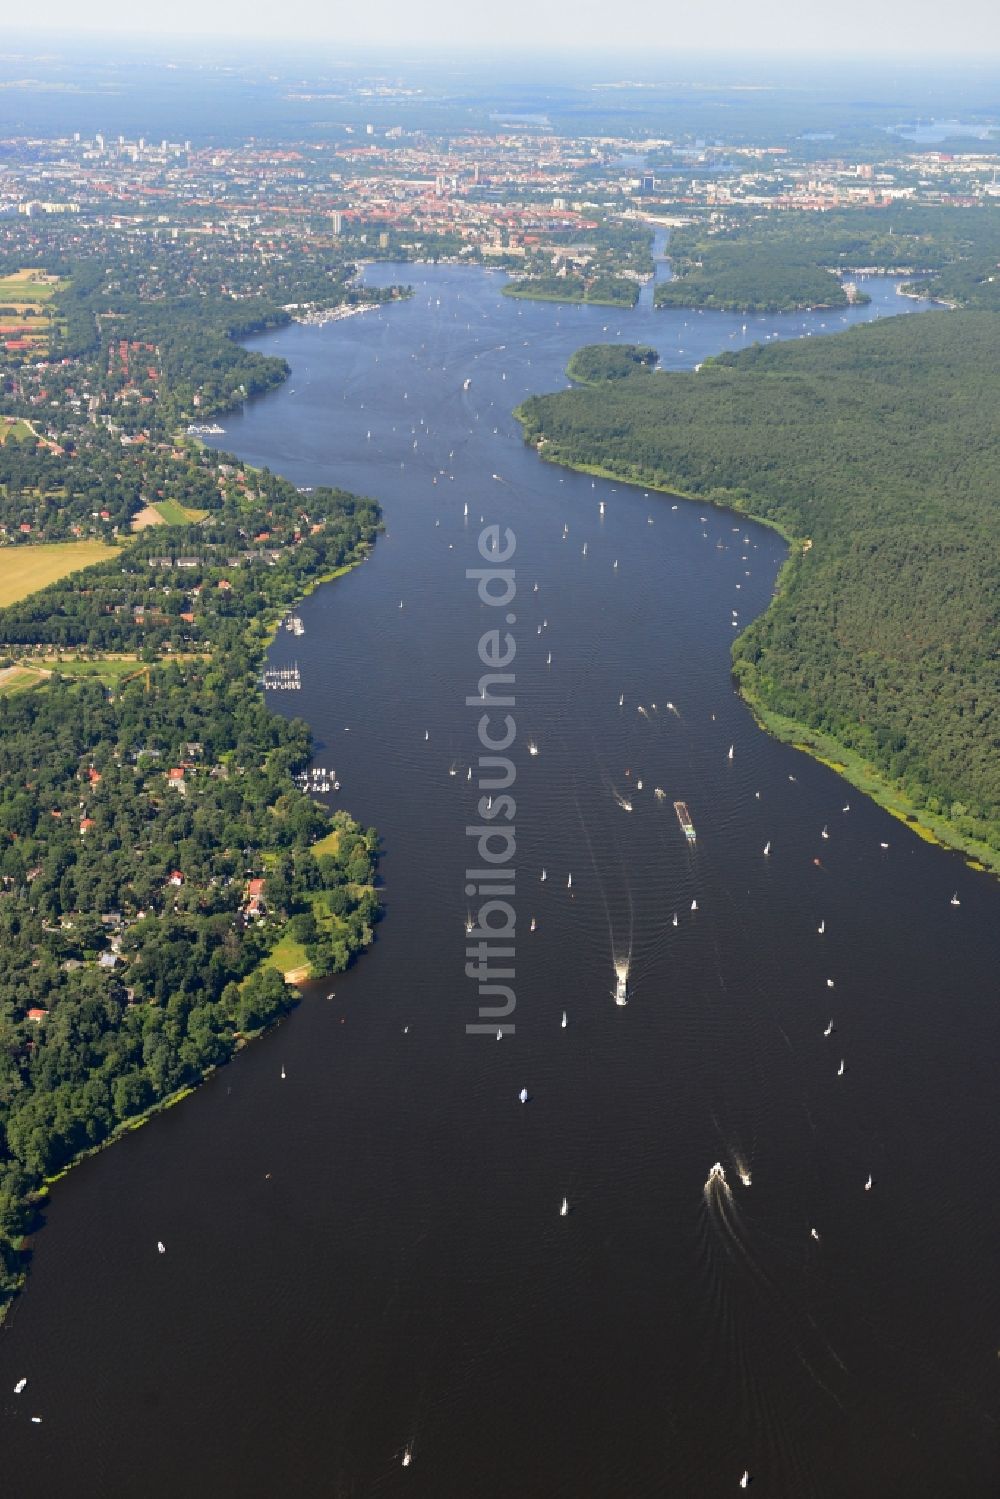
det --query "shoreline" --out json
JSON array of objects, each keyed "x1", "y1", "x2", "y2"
[{"x1": 517, "y1": 439, "x2": 998, "y2": 878}]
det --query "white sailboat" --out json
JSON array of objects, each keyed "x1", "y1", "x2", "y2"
[
  {"x1": 561, "y1": 1011, "x2": 567, "y2": 1028},
  {"x1": 530, "y1": 917, "x2": 536, "y2": 932},
  {"x1": 619, "y1": 693, "x2": 624, "y2": 707},
  {"x1": 691, "y1": 899, "x2": 698, "y2": 911},
  {"x1": 402, "y1": 1448, "x2": 413, "y2": 1467},
  {"x1": 157, "y1": 1241, "x2": 166, "y2": 1255},
  {"x1": 528, "y1": 741, "x2": 538, "y2": 756},
  {"x1": 810, "y1": 1228, "x2": 820, "y2": 1241},
  {"x1": 817, "y1": 919, "x2": 825, "y2": 934},
  {"x1": 727, "y1": 744, "x2": 734, "y2": 761},
  {"x1": 763, "y1": 842, "x2": 770, "y2": 856},
  {"x1": 599, "y1": 500, "x2": 605, "y2": 515},
  {"x1": 826, "y1": 978, "x2": 835, "y2": 988},
  {"x1": 14, "y1": 1378, "x2": 27, "y2": 1394},
  {"x1": 518, "y1": 1087, "x2": 528, "y2": 1104},
  {"x1": 672, "y1": 912, "x2": 678, "y2": 927},
  {"x1": 837, "y1": 1059, "x2": 845, "y2": 1076},
  {"x1": 740, "y1": 1473, "x2": 749, "y2": 1490},
  {"x1": 950, "y1": 892, "x2": 960, "y2": 906},
  {"x1": 567, "y1": 873, "x2": 572, "y2": 889},
  {"x1": 864, "y1": 1175, "x2": 873, "y2": 1191},
  {"x1": 546, "y1": 652, "x2": 552, "y2": 665},
  {"x1": 821, "y1": 825, "x2": 829, "y2": 839},
  {"x1": 559, "y1": 1197, "x2": 569, "y2": 1217},
  {"x1": 497, "y1": 1029, "x2": 503, "y2": 1041},
  {"x1": 540, "y1": 868, "x2": 547, "y2": 882},
  {"x1": 280, "y1": 1065, "x2": 286, "y2": 1080},
  {"x1": 824, "y1": 1020, "x2": 833, "y2": 1037}
]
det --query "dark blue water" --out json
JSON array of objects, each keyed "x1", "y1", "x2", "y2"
[{"x1": 2, "y1": 268, "x2": 997, "y2": 1499}]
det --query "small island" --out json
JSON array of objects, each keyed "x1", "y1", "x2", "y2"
[{"x1": 566, "y1": 343, "x2": 658, "y2": 383}]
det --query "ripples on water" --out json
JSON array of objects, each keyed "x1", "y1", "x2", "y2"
[{"x1": 2, "y1": 268, "x2": 998, "y2": 1498}]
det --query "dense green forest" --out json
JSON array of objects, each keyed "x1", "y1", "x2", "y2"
[
  {"x1": 503, "y1": 273, "x2": 639, "y2": 307},
  {"x1": 517, "y1": 312, "x2": 1000, "y2": 863},
  {"x1": 0, "y1": 224, "x2": 385, "y2": 1308},
  {"x1": 566, "y1": 343, "x2": 658, "y2": 383},
  {"x1": 656, "y1": 205, "x2": 1000, "y2": 313},
  {"x1": 656, "y1": 236, "x2": 854, "y2": 312}
]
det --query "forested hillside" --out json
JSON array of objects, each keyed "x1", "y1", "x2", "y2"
[
  {"x1": 517, "y1": 311, "x2": 1000, "y2": 862},
  {"x1": 656, "y1": 205, "x2": 1000, "y2": 313}
]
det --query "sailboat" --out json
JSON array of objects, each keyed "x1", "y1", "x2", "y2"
[
  {"x1": 540, "y1": 868, "x2": 547, "y2": 882},
  {"x1": 837, "y1": 1059, "x2": 845, "y2": 1076},
  {"x1": 599, "y1": 500, "x2": 605, "y2": 515},
  {"x1": 518, "y1": 1087, "x2": 528, "y2": 1103},
  {"x1": 582, "y1": 542, "x2": 587, "y2": 556},
  {"x1": 619, "y1": 693, "x2": 624, "y2": 707},
  {"x1": 497, "y1": 1029, "x2": 503, "y2": 1041},
  {"x1": 14, "y1": 1378, "x2": 26, "y2": 1394},
  {"x1": 672, "y1": 912, "x2": 678, "y2": 927},
  {"x1": 810, "y1": 1228, "x2": 820, "y2": 1241},
  {"x1": 559, "y1": 1197, "x2": 569, "y2": 1217},
  {"x1": 567, "y1": 873, "x2": 572, "y2": 889},
  {"x1": 157, "y1": 1241, "x2": 166, "y2": 1255},
  {"x1": 530, "y1": 917, "x2": 536, "y2": 932},
  {"x1": 528, "y1": 741, "x2": 539, "y2": 757},
  {"x1": 727, "y1": 745, "x2": 734, "y2": 761},
  {"x1": 817, "y1": 919, "x2": 825, "y2": 934},
  {"x1": 561, "y1": 1011, "x2": 567, "y2": 1028},
  {"x1": 402, "y1": 1448, "x2": 413, "y2": 1467},
  {"x1": 950, "y1": 892, "x2": 961, "y2": 906},
  {"x1": 467, "y1": 766, "x2": 472, "y2": 781},
  {"x1": 424, "y1": 730, "x2": 429, "y2": 742},
  {"x1": 821, "y1": 825, "x2": 829, "y2": 839},
  {"x1": 740, "y1": 1473, "x2": 749, "y2": 1490},
  {"x1": 465, "y1": 916, "x2": 474, "y2": 935},
  {"x1": 826, "y1": 978, "x2": 835, "y2": 988},
  {"x1": 613, "y1": 559, "x2": 618, "y2": 570},
  {"x1": 463, "y1": 502, "x2": 468, "y2": 517},
  {"x1": 691, "y1": 899, "x2": 698, "y2": 911},
  {"x1": 824, "y1": 1020, "x2": 833, "y2": 1037},
  {"x1": 546, "y1": 652, "x2": 552, "y2": 665},
  {"x1": 864, "y1": 1175, "x2": 873, "y2": 1191},
  {"x1": 763, "y1": 842, "x2": 771, "y2": 856},
  {"x1": 280, "y1": 1065, "x2": 286, "y2": 1080}
]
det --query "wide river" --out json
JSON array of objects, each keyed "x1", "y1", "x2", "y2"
[{"x1": 4, "y1": 265, "x2": 999, "y2": 1498}]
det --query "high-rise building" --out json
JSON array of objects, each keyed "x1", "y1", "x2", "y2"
[{"x1": 331, "y1": 211, "x2": 344, "y2": 235}]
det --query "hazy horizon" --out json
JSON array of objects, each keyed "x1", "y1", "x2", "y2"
[{"x1": 3, "y1": 2, "x2": 1000, "y2": 61}]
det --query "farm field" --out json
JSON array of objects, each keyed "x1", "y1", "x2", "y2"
[
  {"x1": 0, "y1": 539, "x2": 118, "y2": 606},
  {"x1": 0, "y1": 268, "x2": 66, "y2": 357}
]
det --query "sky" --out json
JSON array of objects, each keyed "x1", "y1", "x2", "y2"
[{"x1": 12, "y1": 0, "x2": 1000, "y2": 57}]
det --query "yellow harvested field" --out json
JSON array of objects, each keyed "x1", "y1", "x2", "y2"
[{"x1": 0, "y1": 541, "x2": 118, "y2": 606}]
